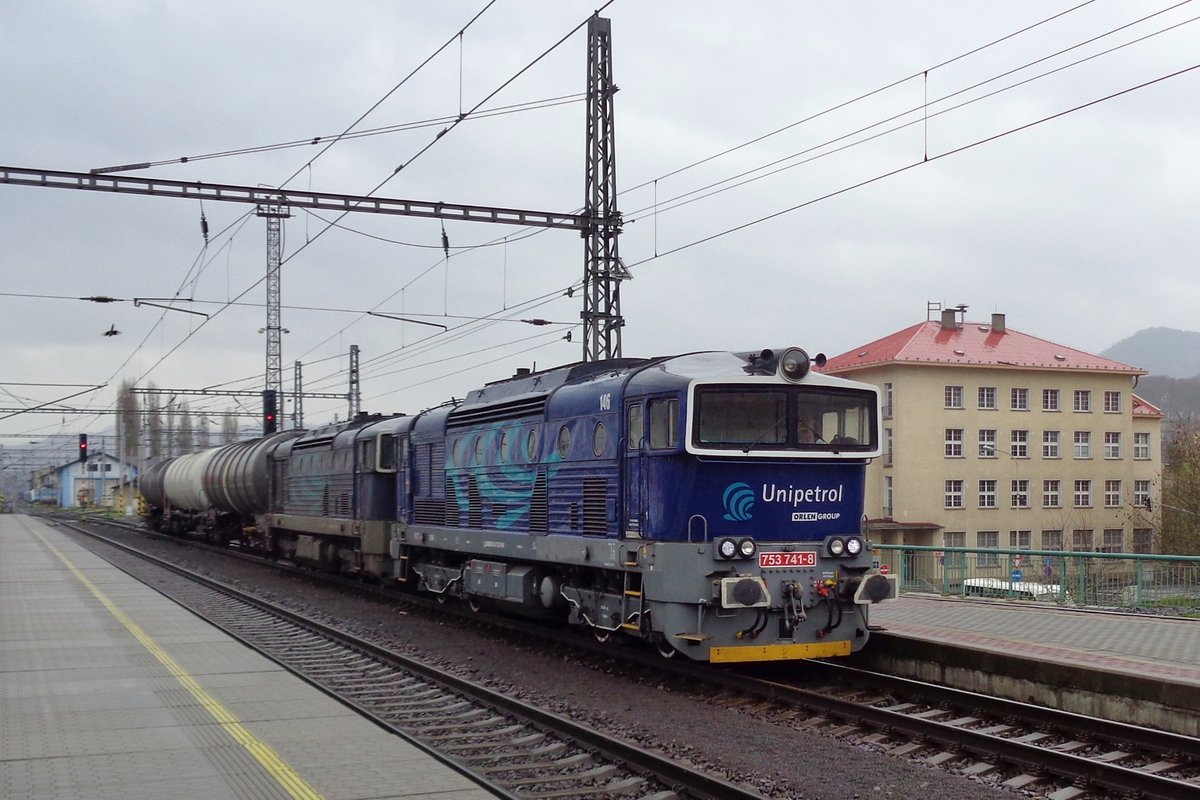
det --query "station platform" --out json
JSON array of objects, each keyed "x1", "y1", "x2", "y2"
[
  {"x1": 0, "y1": 514, "x2": 498, "y2": 800},
  {"x1": 862, "y1": 593, "x2": 1200, "y2": 735}
]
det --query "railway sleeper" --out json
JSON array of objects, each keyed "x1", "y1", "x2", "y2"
[
  {"x1": 454, "y1": 741, "x2": 567, "y2": 763},
  {"x1": 442, "y1": 732, "x2": 548, "y2": 755},
  {"x1": 478, "y1": 752, "x2": 593, "y2": 775},
  {"x1": 500, "y1": 763, "x2": 619, "y2": 789}
]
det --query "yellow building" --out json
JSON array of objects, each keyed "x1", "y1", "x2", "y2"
[{"x1": 822, "y1": 307, "x2": 1162, "y2": 557}]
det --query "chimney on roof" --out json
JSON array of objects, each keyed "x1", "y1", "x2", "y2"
[
  {"x1": 991, "y1": 312, "x2": 1006, "y2": 334},
  {"x1": 940, "y1": 308, "x2": 959, "y2": 329}
]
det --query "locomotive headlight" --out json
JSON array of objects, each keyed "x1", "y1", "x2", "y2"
[
  {"x1": 845, "y1": 537, "x2": 864, "y2": 556},
  {"x1": 718, "y1": 538, "x2": 738, "y2": 559},
  {"x1": 737, "y1": 538, "x2": 757, "y2": 559},
  {"x1": 779, "y1": 348, "x2": 811, "y2": 383},
  {"x1": 827, "y1": 537, "x2": 845, "y2": 556}
]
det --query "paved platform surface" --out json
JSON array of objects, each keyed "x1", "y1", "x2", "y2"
[
  {"x1": 0, "y1": 513, "x2": 498, "y2": 800},
  {"x1": 871, "y1": 592, "x2": 1200, "y2": 687}
]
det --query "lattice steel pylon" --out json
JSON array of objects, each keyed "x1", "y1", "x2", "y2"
[
  {"x1": 582, "y1": 16, "x2": 627, "y2": 362},
  {"x1": 256, "y1": 202, "x2": 291, "y2": 405}
]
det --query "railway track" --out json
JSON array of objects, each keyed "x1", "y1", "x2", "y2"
[
  {"x1": 65, "y1": 515, "x2": 1200, "y2": 799},
  {"x1": 62, "y1": 519, "x2": 767, "y2": 800}
]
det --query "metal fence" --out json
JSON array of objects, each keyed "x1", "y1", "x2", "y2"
[{"x1": 873, "y1": 544, "x2": 1200, "y2": 610}]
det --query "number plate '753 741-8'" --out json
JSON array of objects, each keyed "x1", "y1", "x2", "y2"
[{"x1": 759, "y1": 551, "x2": 817, "y2": 568}]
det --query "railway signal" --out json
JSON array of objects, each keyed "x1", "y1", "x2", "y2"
[
  {"x1": 78, "y1": 433, "x2": 88, "y2": 462},
  {"x1": 262, "y1": 390, "x2": 278, "y2": 435}
]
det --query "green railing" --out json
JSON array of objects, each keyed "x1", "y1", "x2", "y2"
[{"x1": 873, "y1": 544, "x2": 1200, "y2": 611}]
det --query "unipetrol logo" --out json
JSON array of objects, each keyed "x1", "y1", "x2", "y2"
[{"x1": 722, "y1": 482, "x2": 755, "y2": 522}]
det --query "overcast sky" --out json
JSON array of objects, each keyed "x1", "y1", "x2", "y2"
[{"x1": 2, "y1": 1, "x2": 1198, "y2": 461}]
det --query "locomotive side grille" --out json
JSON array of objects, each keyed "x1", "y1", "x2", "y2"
[
  {"x1": 467, "y1": 474, "x2": 482, "y2": 528},
  {"x1": 414, "y1": 498, "x2": 445, "y2": 525},
  {"x1": 582, "y1": 478, "x2": 608, "y2": 535},
  {"x1": 446, "y1": 396, "x2": 547, "y2": 429},
  {"x1": 444, "y1": 474, "x2": 460, "y2": 526},
  {"x1": 530, "y1": 470, "x2": 548, "y2": 534},
  {"x1": 336, "y1": 493, "x2": 351, "y2": 517}
]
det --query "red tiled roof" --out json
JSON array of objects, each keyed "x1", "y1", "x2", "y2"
[
  {"x1": 1132, "y1": 393, "x2": 1164, "y2": 418},
  {"x1": 822, "y1": 320, "x2": 1145, "y2": 375}
]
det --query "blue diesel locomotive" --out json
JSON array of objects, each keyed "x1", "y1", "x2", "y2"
[{"x1": 141, "y1": 347, "x2": 897, "y2": 662}]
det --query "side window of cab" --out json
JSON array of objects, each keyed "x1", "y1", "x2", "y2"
[{"x1": 648, "y1": 398, "x2": 678, "y2": 450}]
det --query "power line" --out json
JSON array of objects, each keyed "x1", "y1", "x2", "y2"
[{"x1": 624, "y1": 62, "x2": 1200, "y2": 271}]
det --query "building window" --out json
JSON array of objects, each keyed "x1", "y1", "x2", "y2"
[
  {"x1": 1042, "y1": 388, "x2": 1060, "y2": 411},
  {"x1": 978, "y1": 530, "x2": 999, "y2": 566},
  {"x1": 1133, "y1": 529, "x2": 1153, "y2": 553},
  {"x1": 883, "y1": 382, "x2": 894, "y2": 419},
  {"x1": 978, "y1": 479, "x2": 996, "y2": 509},
  {"x1": 944, "y1": 428, "x2": 963, "y2": 457},
  {"x1": 1104, "y1": 479, "x2": 1121, "y2": 507},
  {"x1": 1100, "y1": 529, "x2": 1124, "y2": 553},
  {"x1": 1104, "y1": 431, "x2": 1121, "y2": 459},
  {"x1": 945, "y1": 480, "x2": 964, "y2": 509},
  {"x1": 1010, "y1": 430, "x2": 1028, "y2": 458},
  {"x1": 1043, "y1": 479, "x2": 1061, "y2": 508},
  {"x1": 1073, "y1": 431, "x2": 1091, "y2": 459},
  {"x1": 1134, "y1": 432, "x2": 1151, "y2": 460},
  {"x1": 1103, "y1": 391, "x2": 1121, "y2": 413},
  {"x1": 884, "y1": 428, "x2": 893, "y2": 467},
  {"x1": 1009, "y1": 530, "x2": 1032, "y2": 550},
  {"x1": 1072, "y1": 529, "x2": 1094, "y2": 550},
  {"x1": 1010, "y1": 387, "x2": 1029, "y2": 410},
  {"x1": 1042, "y1": 430, "x2": 1060, "y2": 458},
  {"x1": 1011, "y1": 479, "x2": 1029, "y2": 508},
  {"x1": 978, "y1": 429, "x2": 996, "y2": 457},
  {"x1": 1134, "y1": 480, "x2": 1151, "y2": 509},
  {"x1": 1073, "y1": 389, "x2": 1091, "y2": 412},
  {"x1": 945, "y1": 385, "x2": 963, "y2": 409},
  {"x1": 1042, "y1": 529, "x2": 1063, "y2": 550},
  {"x1": 1074, "y1": 479, "x2": 1092, "y2": 508},
  {"x1": 978, "y1": 386, "x2": 996, "y2": 409},
  {"x1": 944, "y1": 531, "x2": 966, "y2": 567},
  {"x1": 883, "y1": 476, "x2": 893, "y2": 518}
]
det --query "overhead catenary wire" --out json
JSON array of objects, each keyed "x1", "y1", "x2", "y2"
[
  {"x1": 623, "y1": 62, "x2": 1200, "y2": 271},
  {"x1": 623, "y1": 2, "x2": 1199, "y2": 223}
]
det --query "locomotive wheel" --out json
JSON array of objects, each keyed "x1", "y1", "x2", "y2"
[
  {"x1": 655, "y1": 638, "x2": 677, "y2": 659},
  {"x1": 591, "y1": 626, "x2": 611, "y2": 643},
  {"x1": 467, "y1": 596, "x2": 483, "y2": 613}
]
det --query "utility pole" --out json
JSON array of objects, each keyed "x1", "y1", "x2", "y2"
[
  {"x1": 293, "y1": 360, "x2": 304, "y2": 430},
  {"x1": 582, "y1": 15, "x2": 627, "y2": 361},
  {"x1": 348, "y1": 345, "x2": 360, "y2": 419},
  {"x1": 257, "y1": 201, "x2": 291, "y2": 408}
]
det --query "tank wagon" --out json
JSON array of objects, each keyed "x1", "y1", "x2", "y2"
[{"x1": 142, "y1": 347, "x2": 897, "y2": 662}]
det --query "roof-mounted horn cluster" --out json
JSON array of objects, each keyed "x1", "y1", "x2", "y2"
[{"x1": 744, "y1": 347, "x2": 826, "y2": 381}]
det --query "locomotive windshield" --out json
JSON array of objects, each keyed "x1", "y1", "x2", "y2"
[{"x1": 694, "y1": 385, "x2": 877, "y2": 452}]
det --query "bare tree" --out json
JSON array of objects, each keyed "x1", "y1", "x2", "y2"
[
  {"x1": 146, "y1": 384, "x2": 163, "y2": 459},
  {"x1": 117, "y1": 379, "x2": 140, "y2": 459},
  {"x1": 1162, "y1": 418, "x2": 1200, "y2": 555},
  {"x1": 221, "y1": 412, "x2": 239, "y2": 444},
  {"x1": 178, "y1": 403, "x2": 194, "y2": 452}
]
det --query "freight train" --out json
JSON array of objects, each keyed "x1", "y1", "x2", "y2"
[{"x1": 140, "y1": 347, "x2": 897, "y2": 662}]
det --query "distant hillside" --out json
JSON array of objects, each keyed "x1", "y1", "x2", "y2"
[{"x1": 1102, "y1": 328, "x2": 1200, "y2": 379}]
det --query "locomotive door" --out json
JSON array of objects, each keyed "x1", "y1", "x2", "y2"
[{"x1": 623, "y1": 401, "x2": 648, "y2": 538}]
